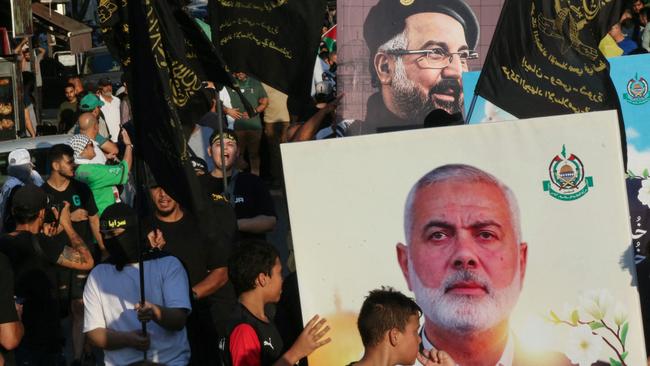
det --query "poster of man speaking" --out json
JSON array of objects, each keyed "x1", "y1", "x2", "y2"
[
  {"x1": 281, "y1": 111, "x2": 646, "y2": 365},
  {"x1": 338, "y1": 0, "x2": 501, "y2": 134}
]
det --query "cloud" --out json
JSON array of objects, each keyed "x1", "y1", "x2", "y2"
[
  {"x1": 626, "y1": 127, "x2": 640, "y2": 140},
  {"x1": 627, "y1": 144, "x2": 650, "y2": 176}
]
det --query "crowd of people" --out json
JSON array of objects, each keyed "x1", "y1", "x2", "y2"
[
  {"x1": 602, "y1": 0, "x2": 650, "y2": 56},
  {"x1": 2, "y1": 0, "x2": 650, "y2": 365}
]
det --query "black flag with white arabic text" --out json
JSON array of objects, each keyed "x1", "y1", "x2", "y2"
[
  {"x1": 475, "y1": 0, "x2": 626, "y2": 164},
  {"x1": 208, "y1": 0, "x2": 326, "y2": 98}
]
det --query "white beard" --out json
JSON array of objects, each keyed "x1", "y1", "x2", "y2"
[{"x1": 408, "y1": 260, "x2": 522, "y2": 335}]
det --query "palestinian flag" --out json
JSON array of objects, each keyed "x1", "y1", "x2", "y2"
[{"x1": 322, "y1": 24, "x2": 336, "y2": 52}]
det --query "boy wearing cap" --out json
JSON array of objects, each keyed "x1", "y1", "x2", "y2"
[
  {"x1": 0, "y1": 184, "x2": 94, "y2": 365},
  {"x1": 97, "y1": 78, "x2": 121, "y2": 143},
  {"x1": 83, "y1": 203, "x2": 191, "y2": 366},
  {"x1": 0, "y1": 149, "x2": 44, "y2": 233},
  {"x1": 69, "y1": 131, "x2": 133, "y2": 215},
  {"x1": 203, "y1": 130, "x2": 276, "y2": 240}
]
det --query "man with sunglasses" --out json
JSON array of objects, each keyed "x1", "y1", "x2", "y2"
[{"x1": 363, "y1": 0, "x2": 479, "y2": 131}]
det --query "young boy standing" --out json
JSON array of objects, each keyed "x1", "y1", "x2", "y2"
[{"x1": 224, "y1": 240, "x2": 330, "y2": 366}]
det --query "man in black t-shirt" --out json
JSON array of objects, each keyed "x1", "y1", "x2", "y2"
[
  {"x1": 146, "y1": 184, "x2": 236, "y2": 365},
  {"x1": 0, "y1": 184, "x2": 94, "y2": 365},
  {"x1": 0, "y1": 252, "x2": 23, "y2": 366},
  {"x1": 202, "y1": 130, "x2": 276, "y2": 240},
  {"x1": 42, "y1": 144, "x2": 103, "y2": 365}
]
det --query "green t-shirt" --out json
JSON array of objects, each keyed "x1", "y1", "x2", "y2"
[
  {"x1": 227, "y1": 77, "x2": 268, "y2": 131},
  {"x1": 74, "y1": 160, "x2": 129, "y2": 215}
]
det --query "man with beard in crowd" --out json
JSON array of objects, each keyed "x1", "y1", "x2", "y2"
[
  {"x1": 145, "y1": 182, "x2": 236, "y2": 365},
  {"x1": 395, "y1": 164, "x2": 574, "y2": 366},
  {"x1": 97, "y1": 78, "x2": 121, "y2": 143},
  {"x1": 363, "y1": 0, "x2": 479, "y2": 131},
  {"x1": 42, "y1": 144, "x2": 104, "y2": 365},
  {"x1": 83, "y1": 203, "x2": 191, "y2": 366},
  {"x1": 0, "y1": 184, "x2": 94, "y2": 365}
]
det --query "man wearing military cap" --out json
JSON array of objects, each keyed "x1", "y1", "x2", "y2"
[{"x1": 363, "y1": 0, "x2": 479, "y2": 130}]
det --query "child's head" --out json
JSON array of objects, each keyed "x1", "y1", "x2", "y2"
[
  {"x1": 357, "y1": 288, "x2": 422, "y2": 364},
  {"x1": 229, "y1": 240, "x2": 283, "y2": 301}
]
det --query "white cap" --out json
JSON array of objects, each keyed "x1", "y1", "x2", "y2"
[{"x1": 8, "y1": 149, "x2": 31, "y2": 166}]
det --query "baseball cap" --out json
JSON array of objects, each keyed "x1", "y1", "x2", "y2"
[
  {"x1": 209, "y1": 129, "x2": 238, "y2": 146},
  {"x1": 363, "y1": 0, "x2": 480, "y2": 53},
  {"x1": 79, "y1": 93, "x2": 104, "y2": 111},
  {"x1": 8, "y1": 149, "x2": 31, "y2": 166},
  {"x1": 68, "y1": 134, "x2": 92, "y2": 158},
  {"x1": 100, "y1": 202, "x2": 138, "y2": 232},
  {"x1": 11, "y1": 184, "x2": 48, "y2": 216}
]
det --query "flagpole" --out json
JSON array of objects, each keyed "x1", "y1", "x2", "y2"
[
  {"x1": 126, "y1": 0, "x2": 148, "y2": 359},
  {"x1": 465, "y1": 93, "x2": 479, "y2": 125},
  {"x1": 214, "y1": 87, "x2": 229, "y2": 196}
]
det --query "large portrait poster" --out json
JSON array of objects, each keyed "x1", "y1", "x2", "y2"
[
  {"x1": 282, "y1": 111, "x2": 646, "y2": 366},
  {"x1": 338, "y1": 0, "x2": 504, "y2": 135}
]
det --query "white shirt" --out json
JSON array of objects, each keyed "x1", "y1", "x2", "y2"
[
  {"x1": 88, "y1": 138, "x2": 107, "y2": 165},
  {"x1": 99, "y1": 94, "x2": 122, "y2": 142},
  {"x1": 83, "y1": 256, "x2": 191, "y2": 366},
  {"x1": 188, "y1": 125, "x2": 215, "y2": 172},
  {"x1": 219, "y1": 88, "x2": 235, "y2": 129},
  {"x1": 420, "y1": 329, "x2": 514, "y2": 366}
]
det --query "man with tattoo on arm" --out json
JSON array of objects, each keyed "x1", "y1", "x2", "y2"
[{"x1": 0, "y1": 184, "x2": 93, "y2": 365}]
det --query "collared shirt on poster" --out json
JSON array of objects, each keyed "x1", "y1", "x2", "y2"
[{"x1": 419, "y1": 328, "x2": 514, "y2": 366}]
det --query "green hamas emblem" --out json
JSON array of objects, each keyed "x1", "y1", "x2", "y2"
[{"x1": 543, "y1": 145, "x2": 593, "y2": 201}]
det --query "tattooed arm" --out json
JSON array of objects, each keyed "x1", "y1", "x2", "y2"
[{"x1": 56, "y1": 202, "x2": 94, "y2": 270}]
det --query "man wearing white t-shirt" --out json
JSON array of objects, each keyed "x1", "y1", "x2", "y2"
[
  {"x1": 98, "y1": 78, "x2": 122, "y2": 143},
  {"x1": 83, "y1": 203, "x2": 191, "y2": 366}
]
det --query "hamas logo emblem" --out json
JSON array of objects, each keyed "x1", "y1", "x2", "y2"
[
  {"x1": 543, "y1": 145, "x2": 593, "y2": 201},
  {"x1": 623, "y1": 73, "x2": 650, "y2": 105}
]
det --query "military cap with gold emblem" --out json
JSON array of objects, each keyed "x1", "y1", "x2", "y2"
[{"x1": 363, "y1": 0, "x2": 480, "y2": 54}]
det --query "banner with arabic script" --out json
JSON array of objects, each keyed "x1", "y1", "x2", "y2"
[
  {"x1": 97, "y1": 0, "x2": 233, "y2": 241},
  {"x1": 474, "y1": 0, "x2": 625, "y2": 147},
  {"x1": 208, "y1": 0, "x2": 326, "y2": 98},
  {"x1": 99, "y1": 0, "x2": 235, "y2": 136}
]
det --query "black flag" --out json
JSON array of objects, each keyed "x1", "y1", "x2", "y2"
[
  {"x1": 475, "y1": 0, "x2": 626, "y2": 160},
  {"x1": 208, "y1": 0, "x2": 326, "y2": 98},
  {"x1": 98, "y1": 0, "x2": 232, "y2": 221}
]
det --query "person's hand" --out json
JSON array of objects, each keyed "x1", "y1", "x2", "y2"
[
  {"x1": 291, "y1": 315, "x2": 331, "y2": 359},
  {"x1": 70, "y1": 208, "x2": 88, "y2": 222},
  {"x1": 225, "y1": 107, "x2": 244, "y2": 120},
  {"x1": 324, "y1": 93, "x2": 344, "y2": 113},
  {"x1": 418, "y1": 349, "x2": 455, "y2": 366},
  {"x1": 15, "y1": 300, "x2": 23, "y2": 320},
  {"x1": 146, "y1": 229, "x2": 165, "y2": 249},
  {"x1": 241, "y1": 112, "x2": 250, "y2": 119},
  {"x1": 56, "y1": 201, "x2": 72, "y2": 229},
  {"x1": 126, "y1": 330, "x2": 150, "y2": 351},
  {"x1": 121, "y1": 129, "x2": 132, "y2": 146},
  {"x1": 135, "y1": 301, "x2": 161, "y2": 323}
]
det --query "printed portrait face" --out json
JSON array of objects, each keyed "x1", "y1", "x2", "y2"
[{"x1": 397, "y1": 179, "x2": 527, "y2": 334}]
